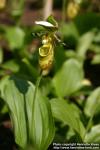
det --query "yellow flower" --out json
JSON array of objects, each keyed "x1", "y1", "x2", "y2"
[
  {"x1": 39, "y1": 35, "x2": 54, "y2": 76},
  {"x1": 67, "y1": 1, "x2": 80, "y2": 19},
  {"x1": 0, "y1": 0, "x2": 6, "y2": 9}
]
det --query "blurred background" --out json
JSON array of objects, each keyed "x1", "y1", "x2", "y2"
[{"x1": 0, "y1": 0, "x2": 100, "y2": 149}]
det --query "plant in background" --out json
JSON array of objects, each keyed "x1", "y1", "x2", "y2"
[
  {"x1": 66, "y1": 0, "x2": 82, "y2": 19},
  {"x1": 0, "y1": 0, "x2": 6, "y2": 9},
  {"x1": 9, "y1": 0, "x2": 25, "y2": 17}
]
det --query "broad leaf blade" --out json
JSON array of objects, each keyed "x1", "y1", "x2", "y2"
[
  {"x1": 3, "y1": 77, "x2": 27, "y2": 148},
  {"x1": 84, "y1": 87, "x2": 100, "y2": 117},
  {"x1": 1, "y1": 59, "x2": 20, "y2": 72},
  {"x1": 5, "y1": 27, "x2": 25, "y2": 49},
  {"x1": 76, "y1": 31, "x2": 95, "y2": 60},
  {"x1": 91, "y1": 54, "x2": 100, "y2": 64},
  {"x1": 85, "y1": 124, "x2": 100, "y2": 143},
  {"x1": 52, "y1": 59, "x2": 84, "y2": 97},
  {"x1": 74, "y1": 12, "x2": 100, "y2": 34},
  {"x1": 50, "y1": 98, "x2": 85, "y2": 140},
  {"x1": 25, "y1": 82, "x2": 55, "y2": 150},
  {"x1": 1, "y1": 76, "x2": 55, "y2": 150},
  {"x1": 60, "y1": 22, "x2": 79, "y2": 40}
]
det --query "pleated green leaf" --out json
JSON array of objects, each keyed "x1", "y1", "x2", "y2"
[
  {"x1": 25, "y1": 82, "x2": 55, "y2": 150},
  {"x1": 50, "y1": 98, "x2": 85, "y2": 140},
  {"x1": 1, "y1": 76, "x2": 55, "y2": 150},
  {"x1": 2, "y1": 77, "x2": 27, "y2": 148}
]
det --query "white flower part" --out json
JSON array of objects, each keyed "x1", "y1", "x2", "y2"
[
  {"x1": 42, "y1": 39, "x2": 48, "y2": 44},
  {"x1": 35, "y1": 21, "x2": 54, "y2": 27}
]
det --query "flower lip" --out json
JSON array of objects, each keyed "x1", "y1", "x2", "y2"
[{"x1": 39, "y1": 44, "x2": 52, "y2": 57}]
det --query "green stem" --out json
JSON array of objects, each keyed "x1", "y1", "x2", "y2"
[
  {"x1": 33, "y1": 74, "x2": 42, "y2": 105},
  {"x1": 62, "y1": 0, "x2": 66, "y2": 23},
  {"x1": 32, "y1": 74, "x2": 42, "y2": 116},
  {"x1": 30, "y1": 74, "x2": 42, "y2": 149}
]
